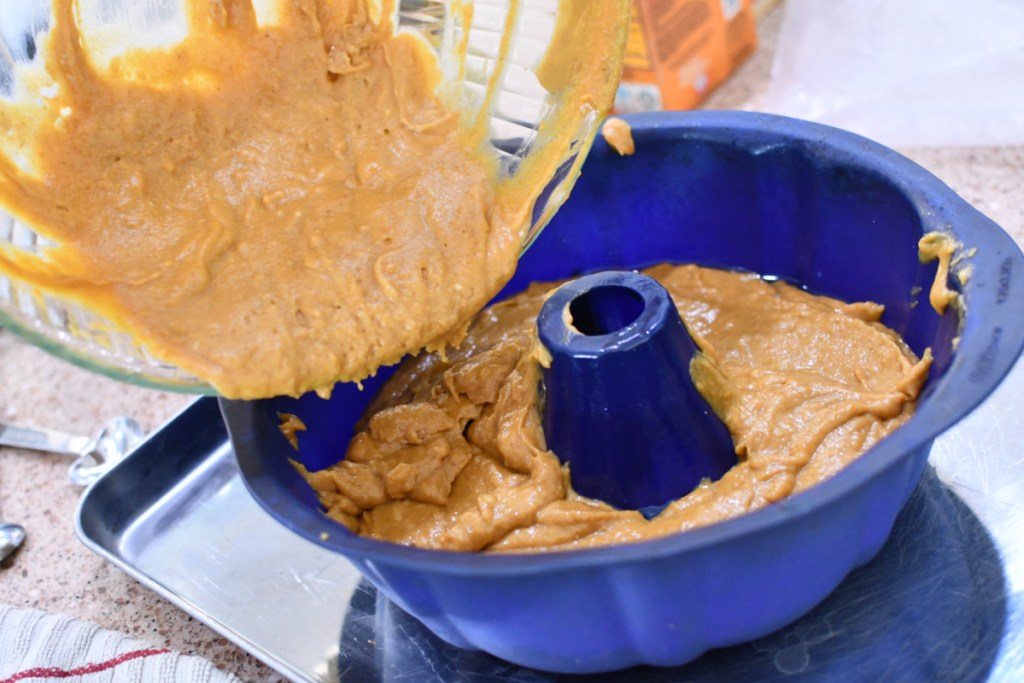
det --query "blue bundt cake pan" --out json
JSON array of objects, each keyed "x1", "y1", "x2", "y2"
[{"x1": 222, "y1": 111, "x2": 1024, "y2": 674}]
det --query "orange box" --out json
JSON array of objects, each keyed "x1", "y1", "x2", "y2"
[{"x1": 613, "y1": 0, "x2": 758, "y2": 112}]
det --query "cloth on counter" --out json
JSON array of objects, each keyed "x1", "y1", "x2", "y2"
[{"x1": 0, "y1": 605, "x2": 240, "y2": 683}]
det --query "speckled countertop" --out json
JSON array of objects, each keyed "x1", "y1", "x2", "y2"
[{"x1": 1, "y1": 5, "x2": 1022, "y2": 682}]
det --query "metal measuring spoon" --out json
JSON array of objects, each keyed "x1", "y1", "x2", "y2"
[
  {"x1": 0, "y1": 416, "x2": 145, "y2": 486},
  {"x1": 0, "y1": 523, "x2": 26, "y2": 561}
]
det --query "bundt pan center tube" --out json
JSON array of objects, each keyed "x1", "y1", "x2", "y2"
[
  {"x1": 222, "y1": 111, "x2": 1024, "y2": 674},
  {"x1": 537, "y1": 270, "x2": 735, "y2": 511}
]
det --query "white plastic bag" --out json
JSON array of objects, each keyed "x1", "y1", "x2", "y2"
[{"x1": 756, "y1": 0, "x2": 1024, "y2": 148}]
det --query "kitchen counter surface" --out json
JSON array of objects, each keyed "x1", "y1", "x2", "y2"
[{"x1": 2, "y1": 5, "x2": 1022, "y2": 681}]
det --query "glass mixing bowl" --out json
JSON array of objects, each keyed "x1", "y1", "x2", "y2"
[{"x1": 0, "y1": 0, "x2": 627, "y2": 393}]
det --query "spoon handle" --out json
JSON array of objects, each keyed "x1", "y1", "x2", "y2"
[
  {"x1": 0, "y1": 422, "x2": 90, "y2": 456},
  {"x1": 0, "y1": 417, "x2": 145, "y2": 486}
]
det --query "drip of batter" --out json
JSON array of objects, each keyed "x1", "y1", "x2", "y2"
[
  {"x1": 918, "y1": 232, "x2": 961, "y2": 314},
  {"x1": 601, "y1": 117, "x2": 634, "y2": 156},
  {"x1": 302, "y1": 264, "x2": 932, "y2": 552},
  {"x1": 0, "y1": 0, "x2": 629, "y2": 398}
]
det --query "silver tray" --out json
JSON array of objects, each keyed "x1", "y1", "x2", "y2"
[{"x1": 76, "y1": 360, "x2": 1024, "y2": 682}]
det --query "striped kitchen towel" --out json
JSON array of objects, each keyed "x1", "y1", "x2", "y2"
[{"x1": 0, "y1": 605, "x2": 240, "y2": 683}]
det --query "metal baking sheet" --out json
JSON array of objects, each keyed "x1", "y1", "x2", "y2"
[{"x1": 76, "y1": 359, "x2": 1024, "y2": 682}]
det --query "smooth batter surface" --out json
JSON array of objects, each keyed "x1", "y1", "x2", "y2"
[
  {"x1": 0, "y1": 0, "x2": 629, "y2": 398},
  {"x1": 303, "y1": 264, "x2": 932, "y2": 552}
]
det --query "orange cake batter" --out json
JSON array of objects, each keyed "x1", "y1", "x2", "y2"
[
  {"x1": 302, "y1": 264, "x2": 932, "y2": 552},
  {"x1": 0, "y1": 0, "x2": 629, "y2": 398}
]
